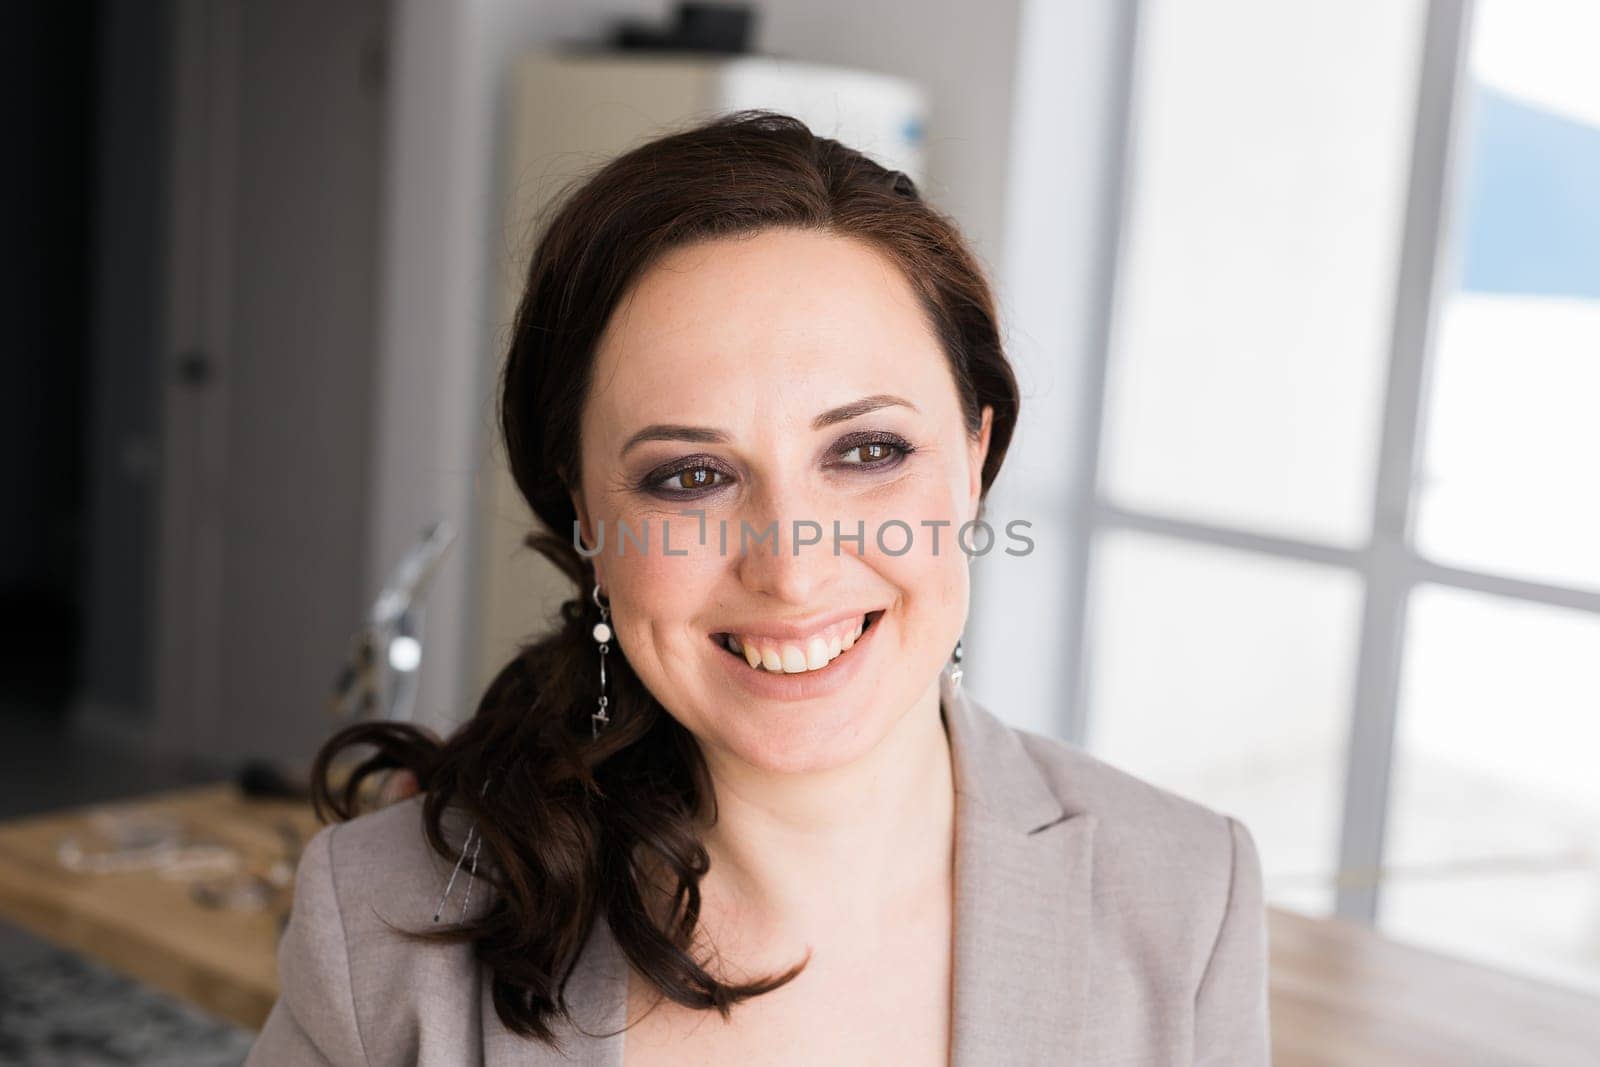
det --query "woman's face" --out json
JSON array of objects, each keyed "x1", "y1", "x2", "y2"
[{"x1": 572, "y1": 227, "x2": 991, "y2": 777}]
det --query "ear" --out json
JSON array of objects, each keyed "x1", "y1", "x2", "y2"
[{"x1": 968, "y1": 405, "x2": 993, "y2": 522}]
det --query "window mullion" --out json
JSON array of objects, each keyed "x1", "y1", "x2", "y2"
[{"x1": 1335, "y1": 0, "x2": 1477, "y2": 925}]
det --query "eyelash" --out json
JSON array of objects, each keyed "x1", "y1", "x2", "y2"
[{"x1": 640, "y1": 432, "x2": 918, "y2": 498}]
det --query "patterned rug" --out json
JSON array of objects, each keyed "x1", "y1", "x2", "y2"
[{"x1": 0, "y1": 943, "x2": 254, "y2": 1066}]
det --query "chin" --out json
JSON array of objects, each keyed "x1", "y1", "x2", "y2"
[{"x1": 715, "y1": 702, "x2": 892, "y2": 776}]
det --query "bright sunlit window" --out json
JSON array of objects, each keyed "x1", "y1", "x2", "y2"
[{"x1": 1078, "y1": 0, "x2": 1600, "y2": 995}]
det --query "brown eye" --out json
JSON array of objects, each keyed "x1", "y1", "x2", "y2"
[
  {"x1": 673, "y1": 467, "x2": 720, "y2": 491},
  {"x1": 640, "y1": 456, "x2": 734, "y2": 498},
  {"x1": 840, "y1": 441, "x2": 903, "y2": 465}
]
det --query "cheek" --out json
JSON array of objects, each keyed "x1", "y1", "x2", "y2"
[
  {"x1": 601, "y1": 534, "x2": 722, "y2": 649},
  {"x1": 896, "y1": 537, "x2": 970, "y2": 617},
  {"x1": 851, "y1": 466, "x2": 972, "y2": 564},
  {"x1": 854, "y1": 487, "x2": 971, "y2": 621}
]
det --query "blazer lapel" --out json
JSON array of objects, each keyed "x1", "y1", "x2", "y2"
[
  {"x1": 484, "y1": 672, "x2": 1095, "y2": 1065},
  {"x1": 942, "y1": 673, "x2": 1098, "y2": 1066}
]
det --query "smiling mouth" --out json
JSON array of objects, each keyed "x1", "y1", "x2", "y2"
[{"x1": 711, "y1": 610, "x2": 885, "y2": 674}]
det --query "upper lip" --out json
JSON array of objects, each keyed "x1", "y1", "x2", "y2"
[{"x1": 714, "y1": 607, "x2": 883, "y2": 642}]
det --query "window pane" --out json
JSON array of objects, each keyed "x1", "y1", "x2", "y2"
[
  {"x1": 1414, "y1": 1, "x2": 1600, "y2": 590},
  {"x1": 1382, "y1": 583, "x2": 1600, "y2": 995},
  {"x1": 1084, "y1": 530, "x2": 1362, "y2": 915},
  {"x1": 1415, "y1": 297, "x2": 1600, "y2": 590},
  {"x1": 1099, "y1": 0, "x2": 1426, "y2": 545}
]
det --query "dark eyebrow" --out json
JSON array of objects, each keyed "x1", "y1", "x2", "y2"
[
  {"x1": 811, "y1": 393, "x2": 919, "y2": 430},
  {"x1": 620, "y1": 425, "x2": 731, "y2": 458},
  {"x1": 619, "y1": 394, "x2": 919, "y2": 458}
]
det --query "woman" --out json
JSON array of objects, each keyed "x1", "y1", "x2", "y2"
[{"x1": 247, "y1": 110, "x2": 1269, "y2": 1066}]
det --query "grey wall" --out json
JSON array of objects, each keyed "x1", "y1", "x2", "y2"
[
  {"x1": 204, "y1": 0, "x2": 389, "y2": 762},
  {"x1": 95, "y1": 0, "x2": 393, "y2": 767},
  {"x1": 75, "y1": 0, "x2": 175, "y2": 732}
]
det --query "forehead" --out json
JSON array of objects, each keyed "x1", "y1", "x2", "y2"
[{"x1": 584, "y1": 228, "x2": 950, "y2": 431}]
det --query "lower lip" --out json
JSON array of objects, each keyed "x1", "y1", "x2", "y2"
[{"x1": 710, "y1": 614, "x2": 882, "y2": 702}]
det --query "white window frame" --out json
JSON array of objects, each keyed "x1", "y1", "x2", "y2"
[{"x1": 1063, "y1": 0, "x2": 1600, "y2": 924}]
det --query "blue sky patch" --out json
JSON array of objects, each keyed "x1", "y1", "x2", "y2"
[{"x1": 1454, "y1": 84, "x2": 1600, "y2": 300}]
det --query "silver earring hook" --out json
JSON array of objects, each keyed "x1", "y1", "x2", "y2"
[{"x1": 591, "y1": 582, "x2": 612, "y2": 738}]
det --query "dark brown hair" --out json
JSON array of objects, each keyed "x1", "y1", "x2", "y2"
[{"x1": 311, "y1": 109, "x2": 1020, "y2": 1045}]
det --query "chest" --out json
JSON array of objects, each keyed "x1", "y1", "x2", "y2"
[{"x1": 618, "y1": 909, "x2": 953, "y2": 1067}]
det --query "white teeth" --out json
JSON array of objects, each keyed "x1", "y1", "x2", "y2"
[{"x1": 723, "y1": 614, "x2": 874, "y2": 675}]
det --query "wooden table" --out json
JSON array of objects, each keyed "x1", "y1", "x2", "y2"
[
  {"x1": 1269, "y1": 907, "x2": 1600, "y2": 1065},
  {"x1": 2, "y1": 785, "x2": 1598, "y2": 1063},
  {"x1": 0, "y1": 783, "x2": 321, "y2": 1029}
]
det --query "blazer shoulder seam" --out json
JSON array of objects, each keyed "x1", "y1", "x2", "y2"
[
  {"x1": 323, "y1": 820, "x2": 375, "y2": 1066},
  {"x1": 1192, "y1": 813, "x2": 1240, "y2": 1006}
]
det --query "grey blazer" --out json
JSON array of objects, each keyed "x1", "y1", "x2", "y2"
[{"x1": 246, "y1": 674, "x2": 1270, "y2": 1065}]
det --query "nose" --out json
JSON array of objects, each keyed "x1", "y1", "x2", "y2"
[{"x1": 733, "y1": 481, "x2": 842, "y2": 606}]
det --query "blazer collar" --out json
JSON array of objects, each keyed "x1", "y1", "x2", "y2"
[
  {"x1": 941, "y1": 672, "x2": 1098, "y2": 1065},
  {"x1": 486, "y1": 672, "x2": 1097, "y2": 1065}
]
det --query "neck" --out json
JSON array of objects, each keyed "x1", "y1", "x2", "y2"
[{"x1": 690, "y1": 673, "x2": 957, "y2": 945}]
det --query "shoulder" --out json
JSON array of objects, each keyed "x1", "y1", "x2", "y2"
[
  {"x1": 996, "y1": 711, "x2": 1263, "y2": 964},
  {"x1": 310, "y1": 791, "x2": 495, "y2": 946},
  {"x1": 285, "y1": 796, "x2": 487, "y2": 1060},
  {"x1": 1004, "y1": 713, "x2": 1268, "y2": 1040},
  {"x1": 314, "y1": 793, "x2": 462, "y2": 911},
  {"x1": 1015, "y1": 723, "x2": 1250, "y2": 875}
]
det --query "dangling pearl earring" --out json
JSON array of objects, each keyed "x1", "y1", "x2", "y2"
[
  {"x1": 591, "y1": 583, "x2": 612, "y2": 738},
  {"x1": 949, "y1": 636, "x2": 964, "y2": 689}
]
